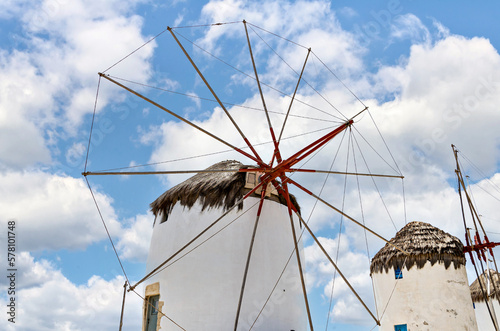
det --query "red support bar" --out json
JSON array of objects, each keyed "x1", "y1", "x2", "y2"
[
  {"x1": 283, "y1": 120, "x2": 352, "y2": 169},
  {"x1": 464, "y1": 241, "x2": 500, "y2": 254}
]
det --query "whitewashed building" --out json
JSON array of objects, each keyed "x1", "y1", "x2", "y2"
[
  {"x1": 371, "y1": 221, "x2": 478, "y2": 331},
  {"x1": 470, "y1": 269, "x2": 500, "y2": 330},
  {"x1": 142, "y1": 160, "x2": 307, "y2": 331}
]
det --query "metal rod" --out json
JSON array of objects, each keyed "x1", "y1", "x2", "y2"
[
  {"x1": 243, "y1": 20, "x2": 282, "y2": 165},
  {"x1": 259, "y1": 121, "x2": 352, "y2": 185},
  {"x1": 233, "y1": 189, "x2": 266, "y2": 330},
  {"x1": 118, "y1": 280, "x2": 127, "y2": 331},
  {"x1": 288, "y1": 178, "x2": 408, "y2": 255},
  {"x1": 83, "y1": 169, "x2": 249, "y2": 176},
  {"x1": 129, "y1": 198, "x2": 245, "y2": 291},
  {"x1": 280, "y1": 180, "x2": 314, "y2": 330},
  {"x1": 294, "y1": 211, "x2": 380, "y2": 324},
  {"x1": 168, "y1": 27, "x2": 265, "y2": 166},
  {"x1": 98, "y1": 73, "x2": 265, "y2": 167}
]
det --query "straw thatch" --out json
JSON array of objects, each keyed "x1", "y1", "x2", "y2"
[
  {"x1": 470, "y1": 269, "x2": 500, "y2": 302},
  {"x1": 370, "y1": 221, "x2": 465, "y2": 274},
  {"x1": 150, "y1": 160, "x2": 300, "y2": 222}
]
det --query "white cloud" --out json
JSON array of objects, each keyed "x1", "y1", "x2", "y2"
[
  {"x1": 0, "y1": 170, "x2": 120, "y2": 251},
  {"x1": 372, "y1": 34, "x2": 500, "y2": 177},
  {"x1": 304, "y1": 235, "x2": 376, "y2": 326},
  {"x1": 389, "y1": 13, "x2": 431, "y2": 44},
  {"x1": 0, "y1": 252, "x2": 143, "y2": 331},
  {"x1": 198, "y1": 0, "x2": 364, "y2": 77},
  {"x1": 0, "y1": 0, "x2": 155, "y2": 170},
  {"x1": 116, "y1": 214, "x2": 153, "y2": 262},
  {"x1": 0, "y1": 169, "x2": 154, "y2": 260}
]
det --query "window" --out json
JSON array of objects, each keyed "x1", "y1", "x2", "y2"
[
  {"x1": 394, "y1": 324, "x2": 407, "y2": 331},
  {"x1": 395, "y1": 267, "x2": 403, "y2": 279},
  {"x1": 145, "y1": 295, "x2": 160, "y2": 331}
]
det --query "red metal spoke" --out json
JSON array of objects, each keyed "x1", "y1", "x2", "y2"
[{"x1": 256, "y1": 120, "x2": 352, "y2": 187}]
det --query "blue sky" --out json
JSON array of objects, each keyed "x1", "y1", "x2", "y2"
[{"x1": 1, "y1": 1, "x2": 500, "y2": 330}]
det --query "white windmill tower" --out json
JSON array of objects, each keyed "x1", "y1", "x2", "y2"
[
  {"x1": 370, "y1": 221, "x2": 478, "y2": 331},
  {"x1": 140, "y1": 160, "x2": 307, "y2": 331},
  {"x1": 470, "y1": 269, "x2": 500, "y2": 330}
]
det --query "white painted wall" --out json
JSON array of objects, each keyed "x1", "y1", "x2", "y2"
[
  {"x1": 372, "y1": 262, "x2": 478, "y2": 330},
  {"x1": 144, "y1": 196, "x2": 307, "y2": 331},
  {"x1": 474, "y1": 300, "x2": 500, "y2": 331}
]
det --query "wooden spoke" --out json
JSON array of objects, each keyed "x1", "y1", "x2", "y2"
[{"x1": 168, "y1": 27, "x2": 265, "y2": 166}]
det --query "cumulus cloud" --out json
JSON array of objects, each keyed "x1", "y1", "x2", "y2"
[
  {"x1": 304, "y1": 235, "x2": 376, "y2": 326},
  {"x1": 0, "y1": 0, "x2": 155, "y2": 170},
  {"x1": 0, "y1": 169, "x2": 154, "y2": 261},
  {"x1": 116, "y1": 214, "x2": 153, "y2": 262},
  {"x1": 0, "y1": 171, "x2": 120, "y2": 251},
  {"x1": 0, "y1": 252, "x2": 143, "y2": 331},
  {"x1": 372, "y1": 34, "x2": 500, "y2": 177},
  {"x1": 198, "y1": 0, "x2": 364, "y2": 77}
]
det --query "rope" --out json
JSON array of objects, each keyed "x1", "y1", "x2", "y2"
[
  {"x1": 130, "y1": 288, "x2": 187, "y2": 330},
  {"x1": 248, "y1": 24, "x2": 345, "y2": 121},
  {"x1": 402, "y1": 179, "x2": 408, "y2": 225},
  {"x1": 106, "y1": 75, "x2": 341, "y2": 123},
  {"x1": 310, "y1": 50, "x2": 366, "y2": 109},
  {"x1": 84, "y1": 75, "x2": 101, "y2": 173},
  {"x1": 366, "y1": 109, "x2": 402, "y2": 175},
  {"x1": 459, "y1": 147, "x2": 500, "y2": 196},
  {"x1": 84, "y1": 177, "x2": 129, "y2": 284},
  {"x1": 145, "y1": 199, "x2": 259, "y2": 281},
  {"x1": 378, "y1": 256, "x2": 408, "y2": 322},
  {"x1": 246, "y1": 22, "x2": 309, "y2": 49},
  {"x1": 87, "y1": 124, "x2": 337, "y2": 173},
  {"x1": 174, "y1": 28, "x2": 344, "y2": 121},
  {"x1": 352, "y1": 133, "x2": 398, "y2": 231},
  {"x1": 325, "y1": 130, "x2": 351, "y2": 330},
  {"x1": 351, "y1": 130, "x2": 379, "y2": 322},
  {"x1": 169, "y1": 21, "x2": 240, "y2": 29},
  {"x1": 246, "y1": 21, "x2": 367, "y2": 117},
  {"x1": 102, "y1": 27, "x2": 170, "y2": 74},
  {"x1": 351, "y1": 125, "x2": 401, "y2": 176}
]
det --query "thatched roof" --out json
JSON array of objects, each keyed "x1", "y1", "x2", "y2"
[
  {"x1": 150, "y1": 160, "x2": 300, "y2": 220},
  {"x1": 370, "y1": 221, "x2": 465, "y2": 274},
  {"x1": 470, "y1": 269, "x2": 500, "y2": 302}
]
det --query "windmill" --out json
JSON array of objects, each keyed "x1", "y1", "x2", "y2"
[
  {"x1": 453, "y1": 144, "x2": 500, "y2": 331},
  {"x1": 83, "y1": 20, "x2": 407, "y2": 330}
]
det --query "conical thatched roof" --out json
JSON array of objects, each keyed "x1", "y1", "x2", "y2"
[
  {"x1": 150, "y1": 160, "x2": 300, "y2": 219},
  {"x1": 470, "y1": 269, "x2": 500, "y2": 302},
  {"x1": 370, "y1": 221, "x2": 465, "y2": 274}
]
